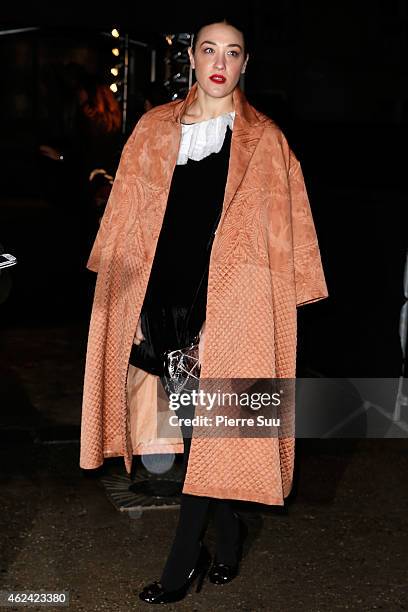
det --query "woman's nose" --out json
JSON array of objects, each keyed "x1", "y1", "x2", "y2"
[{"x1": 213, "y1": 54, "x2": 226, "y2": 70}]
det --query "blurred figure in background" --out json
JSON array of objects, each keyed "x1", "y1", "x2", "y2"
[
  {"x1": 39, "y1": 65, "x2": 122, "y2": 232},
  {"x1": 38, "y1": 64, "x2": 122, "y2": 316}
]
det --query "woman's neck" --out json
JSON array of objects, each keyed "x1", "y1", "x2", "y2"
[{"x1": 182, "y1": 84, "x2": 235, "y2": 123}]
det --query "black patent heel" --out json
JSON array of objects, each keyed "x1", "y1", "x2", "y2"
[
  {"x1": 139, "y1": 544, "x2": 211, "y2": 604},
  {"x1": 209, "y1": 514, "x2": 248, "y2": 585}
]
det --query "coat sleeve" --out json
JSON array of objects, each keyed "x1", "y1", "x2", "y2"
[
  {"x1": 86, "y1": 116, "x2": 145, "y2": 273},
  {"x1": 288, "y1": 148, "x2": 329, "y2": 307}
]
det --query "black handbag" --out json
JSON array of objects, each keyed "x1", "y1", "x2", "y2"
[
  {"x1": 129, "y1": 209, "x2": 222, "y2": 378},
  {"x1": 129, "y1": 305, "x2": 194, "y2": 377}
]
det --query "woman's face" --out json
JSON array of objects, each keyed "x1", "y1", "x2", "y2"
[{"x1": 188, "y1": 23, "x2": 249, "y2": 99}]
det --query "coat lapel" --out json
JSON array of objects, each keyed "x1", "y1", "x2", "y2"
[{"x1": 222, "y1": 87, "x2": 265, "y2": 216}]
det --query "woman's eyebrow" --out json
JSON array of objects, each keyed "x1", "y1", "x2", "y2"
[{"x1": 199, "y1": 40, "x2": 243, "y2": 50}]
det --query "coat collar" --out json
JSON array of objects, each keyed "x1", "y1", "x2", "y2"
[{"x1": 171, "y1": 82, "x2": 261, "y2": 127}]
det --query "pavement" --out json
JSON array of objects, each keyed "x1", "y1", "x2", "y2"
[{"x1": 0, "y1": 326, "x2": 407, "y2": 611}]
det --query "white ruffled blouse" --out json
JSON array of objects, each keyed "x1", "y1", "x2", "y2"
[{"x1": 176, "y1": 111, "x2": 235, "y2": 165}]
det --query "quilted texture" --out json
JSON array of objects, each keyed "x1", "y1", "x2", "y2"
[{"x1": 80, "y1": 83, "x2": 328, "y2": 505}]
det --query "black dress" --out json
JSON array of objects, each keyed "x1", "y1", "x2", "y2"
[{"x1": 129, "y1": 126, "x2": 232, "y2": 375}]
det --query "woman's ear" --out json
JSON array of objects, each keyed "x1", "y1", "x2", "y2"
[
  {"x1": 187, "y1": 47, "x2": 195, "y2": 70},
  {"x1": 241, "y1": 53, "x2": 249, "y2": 74}
]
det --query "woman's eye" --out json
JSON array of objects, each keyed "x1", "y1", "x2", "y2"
[{"x1": 203, "y1": 48, "x2": 239, "y2": 57}]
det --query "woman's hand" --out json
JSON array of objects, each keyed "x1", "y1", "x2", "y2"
[
  {"x1": 198, "y1": 320, "x2": 206, "y2": 366},
  {"x1": 133, "y1": 316, "x2": 145, "y2": 345}
]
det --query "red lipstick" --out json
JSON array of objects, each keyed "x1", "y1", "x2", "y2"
[{"x1": 209, "y1": 74, "x2": 226, "y2": 84}]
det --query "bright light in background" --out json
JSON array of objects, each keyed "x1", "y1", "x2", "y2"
[
  {"x1": 110, "y1": 83, "x2": 118, "y2": 93},
  {"x1": 165, "y1": 35, "x2": 173, "y2": 45},
  {"x1": 110, "y1": 67, "x2": 119, "y2": 76},
  {"x1": 112, "y1": 47, "x2": 120, "y2": 57},
  {"x1": 111, "y1": 28, "x2": 120, "y2": 38}
]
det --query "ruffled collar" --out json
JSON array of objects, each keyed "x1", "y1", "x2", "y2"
[{"x1": 177, "y1": 111, "x2": 235, "y2": 165}]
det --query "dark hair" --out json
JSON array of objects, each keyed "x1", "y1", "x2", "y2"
[{"x1": 191, "y1": 16, "x2": 250, "y2": 57}]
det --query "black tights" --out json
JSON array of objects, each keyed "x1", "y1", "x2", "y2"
[{"x1": 159, "y1": 382, "x2": 240, "y2": 591}]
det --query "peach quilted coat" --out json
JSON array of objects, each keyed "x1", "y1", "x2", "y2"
[{"x1": 80, "y1": 82, "x2": 328, "y2": 505}]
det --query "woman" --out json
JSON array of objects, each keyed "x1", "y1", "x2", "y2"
[{"x1": 80, "y1": 18, "x2": 328, "y2": 604}]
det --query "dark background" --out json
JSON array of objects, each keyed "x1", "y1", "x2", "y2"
[{"x1": 0, "y1": 1, "x2": 407, "y2": 378}]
